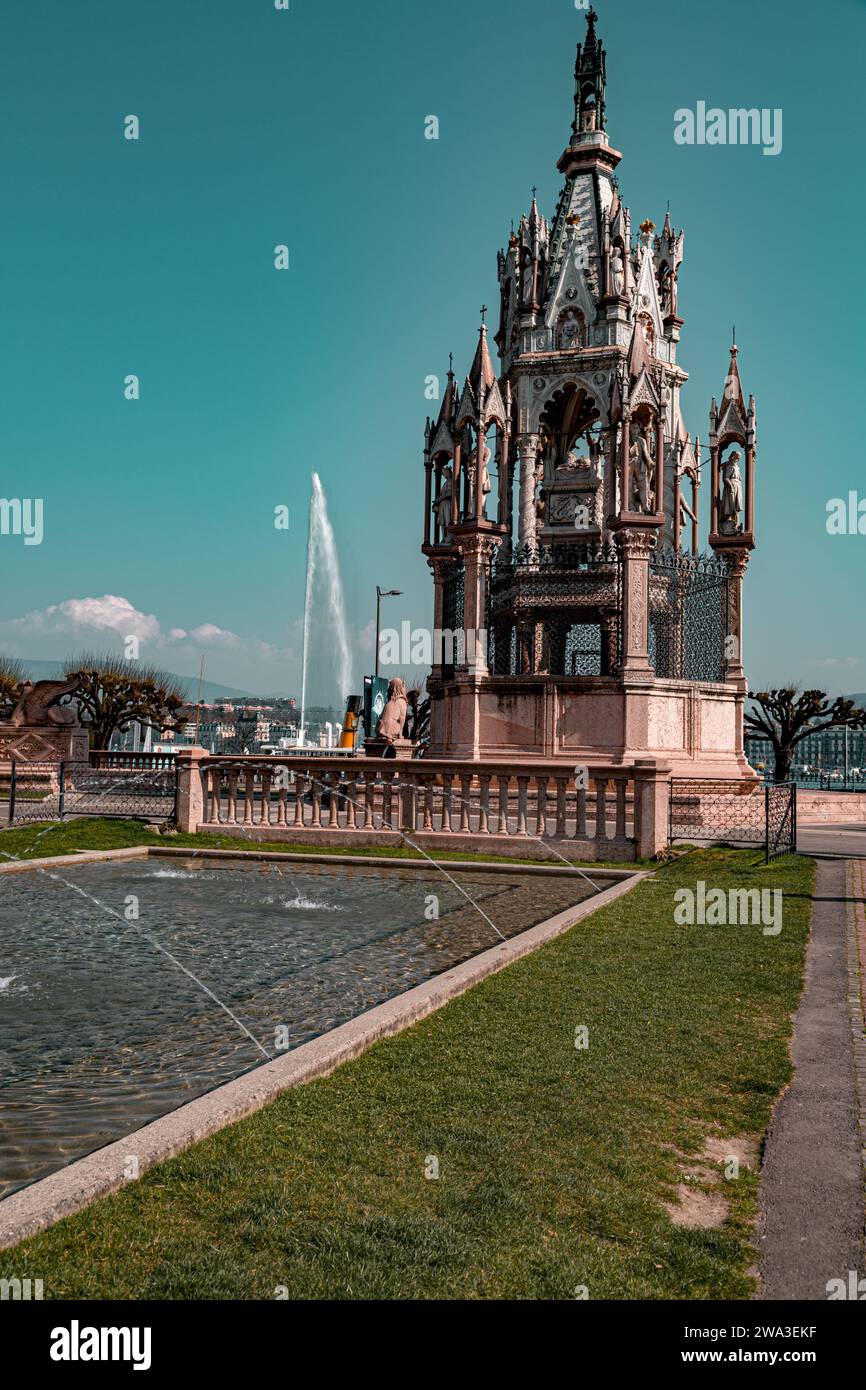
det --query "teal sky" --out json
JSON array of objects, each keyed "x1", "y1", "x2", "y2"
[{"x1": 0, "y1": 0, "x2": 864, "y2": 701}]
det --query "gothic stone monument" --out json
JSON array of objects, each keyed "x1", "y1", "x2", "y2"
[{"x1": 421, "y1": 8, "x2": 756, "y2": 777}]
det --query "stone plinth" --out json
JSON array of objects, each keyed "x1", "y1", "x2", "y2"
[
  {"x1": 428, "y1": 674, "x2": 755, "y2": 780},
  {"x1": 0, "y1": 723, "x2": 89, "y2": 771},
  {"x1": 362, "y1": 737, "x2": 416, "y2": 760}
]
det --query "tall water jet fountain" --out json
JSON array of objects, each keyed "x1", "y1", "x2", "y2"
[{"x1": 299, "y1": 472, "x2": 353, "y2": 744}]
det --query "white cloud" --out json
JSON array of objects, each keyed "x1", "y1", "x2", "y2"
[
  {"x1": 13, "y1": 594, "x2": 161, "y2": 642},
  {"x1": 0, "y1": 594, "x2": 295, "y2": 664}
]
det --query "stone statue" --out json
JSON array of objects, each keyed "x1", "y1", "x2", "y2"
[
  {"x1": 719, "y1": 448, "x2": 744, "y2": 532},
  {"x1": 587, "y1": 428, "x2": 603, "y2": 481},
  {"x1": 559, "y1": 311, "x2": 582, "y2": 349},
  {"x1": 610, "y1": 243, "x2": 625, "y2": 296},
  {"x1": 434, "y1": 463, "x2": 453, "y2": 534},
  {"x1": 629, "y1": 427, "x2": 655, "y2": 513},
  {"x1": 376, "y1": 677, "x2": 409, "y2": 748},
  {"x1": 658, "y1": 262, "x2": 673, "y2": 315},
  {"x1": 479, "y1": 442, "x2": 492, "y2": 518},
  {"x1": 7, "y1": 676, "x2": 81, "y2": 728}
]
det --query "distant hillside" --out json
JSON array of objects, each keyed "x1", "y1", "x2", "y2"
[{"x1": 17, "y1": 659, "x2": 254, "y2": 705}]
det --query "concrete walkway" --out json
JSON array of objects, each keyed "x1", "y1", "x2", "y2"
[
  {"x1": 757, "y1": 858, "x2": 866, "y2": 1298},
  {"x1": 798, "y1": 823, "x2": 866, "y2": 859}
]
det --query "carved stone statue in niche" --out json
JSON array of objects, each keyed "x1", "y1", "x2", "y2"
[
  {"x1": 558, "y1": 310, "x2": 583, "y2": 350},
  {"x1": 610, "y1": 243, "x2": 625, "y2": 296},
  {"x1": 479, "y1": 441, "x2": 492, "y2": 518},
  {"x1": 719, "y1": 448, "x2": 744, "y2": 533},
  {"x1": 433, "y1": 463, "x2": 453, "y2": 535},
  {"x1": 629, "y1": 424, "x2": 655, "y2": 514}
]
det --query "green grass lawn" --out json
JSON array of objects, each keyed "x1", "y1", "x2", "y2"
[{"x1": 0, "y1": 845, "x2": 814, "y2": 1300}]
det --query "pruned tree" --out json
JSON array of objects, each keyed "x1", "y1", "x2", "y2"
[
  {"x1": 745, "y1": 687, "x2": 866, "y2": 783},
  {"x1": 0, "y1": 655, "x2": 26, "y2": 718},
  {"x1": 63, "y1": 650, "x2": 186, "y2": 749}
]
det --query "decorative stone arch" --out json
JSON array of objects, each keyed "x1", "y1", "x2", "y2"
[
  {"x1": 536, "y1": 379, "x2": 605, "y2": 482},
  {"x1": 529, "y1": 373, "x2": 608, "y2": 438}
]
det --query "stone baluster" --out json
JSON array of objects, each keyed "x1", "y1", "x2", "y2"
[
  {"x1": 242, "y1": 770, "x2": 254, "y2": 826},
  {"x1": 516, "y1": 776, "x2": 529, "y2": 836},
  {"x1": 459, "y1": 776, "x2": 471, "y2": 832},
  {"x1": 535, "y1": 776, "x2": 548, "y2": 836},
  {"x1": 227, "y1": 770, "x2": 239, "y2": 824},
  {"x1": 422, "y1": 777, "x2": 434, "y2": 831},
  {"x1": 346, "y1": 774, "x2": 358, "y2": 829},
  {"x1": 479, "y1": 774, "x2": 491, "y2": 834},
  {"x1": 576, "y1": 784, "x2": 588, "y2": 839},
  {"x1": 442, "y1": 774, "x2": 454, "y2": 831},
  {"x1": 404, "y1": 774, "x2": 418, "y2": 833},
  {"x1": 293, "y1": 771, "x2": 305, "y2": 827},
  {"x1": 364, "y1": 774, "x2": 375, "y2": 829},
  {"x1": 615, "y1": 777, "x2": 627, "y2": 839},
  {"x1": 207, "y1": 768, "x2": 221, "y2": 824},
  {"x1": 328, "y1": 772, "x2": 340, "y2": 828},
  {"x1": 381, "y1": 774, "x2": 394, "y2": 829},
  {"x1": 594, "y1": 776, "x2": 609, "y2": 843},
  {"x1": 259, "y1": 768, "x2": 273, "y2": 826},
  {"x1": 310, "y1": 774, "x2": 322, "y2": 828},
  {"x1": 497, "y1": 774, "x2": 509, "y2": 835},
  {"x1": 277, "y1": 778, "x2": 288, "y2": 826},
  {"x1": 555, "y1": 777, "x2": 568, "y2": 837}
]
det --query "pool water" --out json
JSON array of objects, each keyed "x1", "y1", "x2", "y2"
[{"x1": 0, "y1": 856, "x2": 595, "y2": 1197}]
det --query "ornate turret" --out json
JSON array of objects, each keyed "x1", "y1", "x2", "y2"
[
  {"x1": 709, "y1": 339, "x2": 756, "y2": 550},
  {"x1": 571, "y1": 6, "x2": 606, "y2": 139}
]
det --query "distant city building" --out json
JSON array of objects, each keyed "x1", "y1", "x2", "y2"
[{"x1": 746, "y1": 729, "x2": 866, "y2": 781}]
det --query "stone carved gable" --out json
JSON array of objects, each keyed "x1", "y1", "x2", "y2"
[
  {"x1": 716, "y1": 397, "x2": 747, "y2": 443},
  {"x1": 430, "y1": 418, "x2": 454, "y2": 457},
  {"x1": 629, "y1": 366, "x2": 660, "y2": 412},
  {"x1": 633, "y1": 246, "x2": 664, "y2": 342}
]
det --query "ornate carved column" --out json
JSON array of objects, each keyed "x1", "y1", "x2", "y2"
[
  {"x1": 517, "y1": 434, "x2": 539, "y2": 549},
  {"x1": 723, "y1": 548, "x2": 750, "y2": 687},
  {"x1": 614, "y1": 524, "x2": 656, "y2": 676},
  {"x1": 458, "y1": 534, "x2": 499, "y2": 676},
  {"x1": 428, "y1": 558, "x2": 445, "y2": 681},
  {"x1": 600, "y1": 611, "x2": 619, "y2": 676}
]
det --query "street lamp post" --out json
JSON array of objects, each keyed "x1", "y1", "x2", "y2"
[{"x1": 375, "y1": 586, "x2": 402, "y2": 679}]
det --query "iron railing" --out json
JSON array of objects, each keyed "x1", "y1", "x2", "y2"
[
  {"x1": 5, "y1": 758, "x2": 178, "y2": 825},
  {"x1": 669, "y1": 777, "x2": 797, "y2": 862}
]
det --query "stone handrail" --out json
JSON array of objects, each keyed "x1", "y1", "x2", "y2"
[
  {"x1": 175, "y1": 751, "x2": 671, "y2": 860},
  {"x1": 90, "y1": 750, "x2": 177, "y2": 771}
]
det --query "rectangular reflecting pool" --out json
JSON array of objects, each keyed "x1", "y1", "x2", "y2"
[{"x1": 0, "y1": 856, "x2": 597, "y2": 1198}]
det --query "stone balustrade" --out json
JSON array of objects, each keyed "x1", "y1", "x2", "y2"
[
  {"x1": 90, "y1": 750, "x2": 177, "y2": 771},
  {"x1": 175, "y1": 751, "x2": 671, "y2": 860}
]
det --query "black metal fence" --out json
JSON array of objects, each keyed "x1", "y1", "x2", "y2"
[
  {"x1": 487, "y1": 542, "x2": 619, "y2": 677},
  {"x1": 649, "y1": 548, "x2": 728, "y2": 683},
  {"x1": 669, "y1": 777, "x2": 797, "y2": 862},
  {"x1": 440, "y1": 557, "x2": 465, "y2": 681},
  {"x1": 5, "y1": 759, "x2": 177, "y2": 825},
  {"x1": 438, "y1": 543, "x2": 730, "y2": 683}
]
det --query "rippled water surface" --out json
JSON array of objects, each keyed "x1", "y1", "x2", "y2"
[{"x1": 0, "y1": 856, "x2": 595, "y2": 1196}]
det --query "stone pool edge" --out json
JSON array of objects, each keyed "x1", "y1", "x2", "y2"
[
  {"x1": 0, "y1": 843, "x2": 635, "y2": 881},
  {"x1": 0, "y1": 868, "x2": 649, "y2": 1249}
]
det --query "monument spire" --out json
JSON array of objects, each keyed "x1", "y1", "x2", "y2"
[{"x1": 571, "y1": 5, "x2": 606, "y2": 140}]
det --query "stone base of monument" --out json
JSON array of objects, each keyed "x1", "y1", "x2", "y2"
[
  {"x1": 362, "y1": 737, "x2": 416, "y2": 760},
  {"x1": 426, "y1": 675, "x2": 756, "y2": 781},
  {"x1": 0, "y1": 724, "x2": 90, "y2": 775}
]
